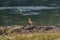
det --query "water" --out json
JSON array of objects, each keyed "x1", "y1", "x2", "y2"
[
  {"x1": 0, "y1": 6, "x2": 59, "y2": 10},
  {"x1": 0, "y1": 6, "x2": 60, "y2": 26}
]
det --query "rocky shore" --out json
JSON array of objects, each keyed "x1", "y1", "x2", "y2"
[{"x1": 0, "y1": 25, "x2": 60, "y2": 35}]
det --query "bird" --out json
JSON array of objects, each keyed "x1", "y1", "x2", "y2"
[{"x1": 28, "y1": 18, "x2": 33, "y2": 26}]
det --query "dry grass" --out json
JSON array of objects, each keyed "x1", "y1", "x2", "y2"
[{"x1": 0, "y1": 32, "x2": 60, "y2": 40}]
